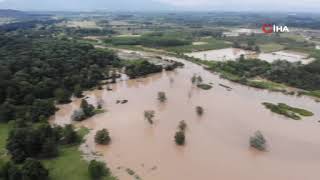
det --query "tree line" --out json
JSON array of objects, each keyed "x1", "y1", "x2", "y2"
[{"x1": 0, "y1": 33, "x2": 120, "y2": 180}]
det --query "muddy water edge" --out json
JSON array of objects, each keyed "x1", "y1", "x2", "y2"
[{"x1": 50, "y1": 50, "x2": 320, "y2": 180}]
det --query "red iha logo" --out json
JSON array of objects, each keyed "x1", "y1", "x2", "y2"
[
  {"x1": 261, "y1": 24, "x2": 290, "y2": 34},
  {"x1": 261, "y1": 24, "x2": 273, "y2": 33}
]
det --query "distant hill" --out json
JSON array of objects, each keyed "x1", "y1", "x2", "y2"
[{"x1": 0, "y1": 9, "x2": 28, "y2": 17}]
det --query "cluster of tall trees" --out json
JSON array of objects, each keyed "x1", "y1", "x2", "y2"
[
  {"x1": 7, "y1": 122, "x2": 79, "y2": 163},
  {"x1": 212, "y1": 58, "x2": 320, "y2": 91},
  {"x1": 0, "y1": 121, "x2": 79, "y2": 180},
  {"x1": 0, "y1": 33, "x2": 120, "y2": 179},
  {"x1": 125, "y1": 60, "x2": 162, "y2": 79},
  {"x1": 72, "y1": 99, "x2": 96, "y2": 121},
  {"x1": 0, "y1": 34, "x2": 119, "y2": 123},
  {"x1": 1, "y1": 158, "x2": 49, "y2": 180}
]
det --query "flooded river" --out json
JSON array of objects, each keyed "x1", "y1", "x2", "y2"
[{"x1": 51, "y1": 50, "x2": 320, "y2": 180}]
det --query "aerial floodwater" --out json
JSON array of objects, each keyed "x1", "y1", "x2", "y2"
[
  {"x1": 185, "y1": 48, "x2": 315, "y2": 64},
  {"x1": 185, "y1": 48, "x2": 254, "y2": 61},
  {"x1": 51, "y1": 51, "x2": 320, "y2": 180}
]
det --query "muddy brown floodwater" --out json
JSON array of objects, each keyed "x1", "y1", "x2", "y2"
[{"x1": 50, "y1": 51, "x2": 320, "y2": 180}]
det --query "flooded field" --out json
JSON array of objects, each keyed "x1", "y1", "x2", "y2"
[
  {"x1": 223, "y1": 28, "x2": 262, "y2": 37},
  {"x1": 258, "y1": 51, "x2": 315, "y2": 64},
  {"x1": 185, "y1": 48, "x2": 314, "y2": 64},
  {"x1": 58, "y1": 20, "x2": 100, "y2": 29},
  {"x1": 51, "y1": 51, "x2": 320, "y2": 180},
  {"x1": 185, "y1": 48, "x2": 254, "y2": 61},
  {"x1": 192, "y1": 41, "x2": 208, "y2": 45}
]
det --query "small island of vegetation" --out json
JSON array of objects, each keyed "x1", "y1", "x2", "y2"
[
  {"x1": 125, "y1": 60, "x2": 162, "y2": 79},
  {"x1": 262, "y1": 102, "x2": 314, "y2": 120},
  {"x1": 95, "y1": 129, "x2": 111, "y2": 145}
]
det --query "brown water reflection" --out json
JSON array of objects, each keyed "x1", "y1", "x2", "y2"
[{"x1": 51, "y1": 53, "x2": 320, "y2": 180}]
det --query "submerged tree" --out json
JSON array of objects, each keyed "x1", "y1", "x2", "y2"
[
  {"x1": 175, "y1": 120, "x2": 188, "y2": 145},
  {"x1": 71, "y1": 109, "x2": 85, "y2": 121},
  {"x1": 157, "y1": 92, "x2": 167, "y2": 102},
  {"x1": 196, "y1": 106, "x2": 204, "y2": 116},
  {"x1": 191, "y1": 74, "x2": 203, "y2": 85},
  {"x1": 144, "y1": 110, "x2": 155, "y2": 124},
  {"x1": 250, "y1": 131, "x2": 266, "y2": 151},
  {"x1": 191, "y1": 74, "x2": 197, "y2": 84},
  {"x1": 95, "y1": 129, "x2": 111, "y2": 145},
  {"x1": 178, "y1": 120, "x2": 187, "y2": 131},
  {"x1": 197, "y1": 76, "x2": 203, "y2": 84},
  {"x1": 81, "y1": 99, "x2": 95, "y2": 117},
  {"x1": 174, "y1": 131, "x2": 185, "y2": 146}
]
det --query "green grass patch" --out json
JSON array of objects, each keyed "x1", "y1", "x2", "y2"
[
  {"x1": 77, "y1": 127, "x2": 90, "y2": 140},
  {"x1": 197, "y1": 84, "x2": 213, "y2": 90},
  {"x1": 94, "y1": 109, "x2": 106, "y2": 114},
  {"x1": 43, "y1": 128, "x2": 116, "y2": 180},
  {"x1": 259, "y1": 43, "x2": 285, "y2": 53},
  {"x1": 165, "y1": 38, "x2": 230, "y2": 53},
  {"x1": 219, "y1": 71, "x2": 242, "y2": 82},
  {"x1": 278, "y1": 103, "x2": 314, "y2": 116},
  {"x1": 303, "y1": 90, "x2": 320, "y2": 98},
  {"x1": 0, "y1": 123, "x2": 10, "y2": 152},
  {"x1": 247, "y1": 79, "x2": 286, "y2": 91},
  {"x1": 43, "y1": 146, "x2": 91, "y2": 180},
  {"x1": 280, "y1": 33, "x2": 306, "y2": 42},
  {"x1": 0, "y1": 123, "x2": 11, "y2": 162},
  {"x1": 262, "y1": 102, "x2": 313, "y2": 120}
]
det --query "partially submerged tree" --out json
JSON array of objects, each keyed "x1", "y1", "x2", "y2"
[
  {"x1": 250, "y1": 131, "x2": 266, "y2": 151},
  {"x1": 196, "y1": 106, "x2": 204, "y2": 116},
  {"x1": 95, "y1": 129, "x2": 111, "y2": 145},
  {"x1": 191, "y1": 74, "x2": 203, "y2": 85},
  {"x1": 71, "y1": 109, "x2": 85, "y2": 121},
  {"x1": 81, "y1": 99, "x2": 95, "y2": 117},
  {"x1": 175, "y1": 121, "x2": 187, "y2": 145},
  {"x1": 144, "y1": 110, "x2": 155, "y2": 124},
  {"x1": 178, "y1": 120, "x2": 187, "y2": 131},
  {"x1": 175, "y1": 131, "x2": 185, "y2": 146},
  {"x1": 72, "y1": 99, "x2": 96, "y2": 121},
  {"x1": 191, "y1": 74, "x2": 197, "y2": 84},
  {"x1": 158, "y1": 92, "x2": 167, "y2": 102},
  {"x1": 197, "y1": 76, "x2": 203, "y2": 84}
]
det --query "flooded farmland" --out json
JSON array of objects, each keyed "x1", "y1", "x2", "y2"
[
  {"x1": 51, "y1": 51, "x2": 320, "y2": 180},
  {"x1": 185, "y1": 48, "x2": 315, "y2": 64},
  {"x1": 185, "y1": 48, "x2": 254, "y2": 61},
  {"x1": 258, "y1": 51, "x2": 315, "y2": 64}
]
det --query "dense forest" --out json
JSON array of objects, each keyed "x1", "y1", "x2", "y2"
[
  {"x1": 0, "y1": 34, "x2": 119, "y2": 123},
  {"x1": 0, "y1": 33, "x2": 120, "y2": 179},
  {"x1": 210, "y1": 57, "x2": 320, "y2": 91},
  {"x1": 125, "y1": 60, "x2": 163, "y2": 78}
]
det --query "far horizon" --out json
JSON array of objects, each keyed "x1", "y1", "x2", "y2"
[{"x1": 0, "y1": 0, "x2": 319, "y2": 12}]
